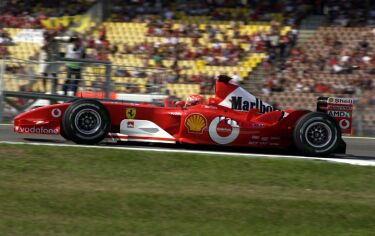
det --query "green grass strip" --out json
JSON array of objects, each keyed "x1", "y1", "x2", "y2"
[{"x1": 0, "y1": 144, "x2": 374, "y2": 236}]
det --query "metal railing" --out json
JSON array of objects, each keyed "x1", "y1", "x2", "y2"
[
  {"x1": 0, "y1": 58, "x2": 5, "y2": 122},
  {"x1": 0, "y1": 57, "x2": 170, "y2": 122},
  {"x1": 1, "y1": 57, "x2": 374, "y2": 136}
]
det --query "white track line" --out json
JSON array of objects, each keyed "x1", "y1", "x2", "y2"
[
  {"x1": 1, "y1": 141, "x2": 374, "y2": 167},
  {"x1": 343, "y1": 136, "x2": 375, "y2": 140},
  {"x1": 2, "y1": 123, "x2": 375, "y2": 140},
  {"x1": 1, "y1": 123, "x2": 374, "y2": 140}
]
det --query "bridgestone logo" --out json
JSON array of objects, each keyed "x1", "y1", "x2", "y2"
[
  {"x1": 327, "y1": 105, "x2": 352, "y2": 111},
  {"x1": 17, "y1": 127, "x2": 58, "y2": 134},
  {"x1": 231, "y1": 96, "x2": 274, "y2": 113}
]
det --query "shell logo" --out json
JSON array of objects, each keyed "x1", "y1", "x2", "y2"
[{"x1": 185, "y1": 113, "x2": 207, "y2": 134}]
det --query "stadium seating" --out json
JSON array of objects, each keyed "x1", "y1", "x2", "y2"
[
  {"x1": 101, "y1": 20, "x2": 289, "y2": 98},
  {"x1": 263, "y1": 26, "x2": 375, "y2": 133}
]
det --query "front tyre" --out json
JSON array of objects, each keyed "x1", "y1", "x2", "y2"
[
  {"x1": 61, "y1": 99, "x2": 110, "y2": 144},
  {"x1": 60, "y1": 126, "x2": 70, "y2": 140},
  {"x1": 293, "y1": 112, "x2": 341, "y2": 156}
]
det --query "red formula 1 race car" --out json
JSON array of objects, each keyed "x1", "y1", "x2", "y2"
[{"x1": 14, "y1": 75, "x2": 354, "y2": 156}]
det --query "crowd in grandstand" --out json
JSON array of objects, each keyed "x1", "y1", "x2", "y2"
[
  {"x1": 1, "y1": 0, "x2": 375, "y2": 104},
  {"x1": 0, "y1": 0, "x2": 96, "y2": 28},
  {"x1": 109, "y1": 0, "x2": 311, "y2": 25},
  {"x1": 96, "y1": 0, "x2": 306, "y2": 93},
  {"x1": 143, "y1": 18, "x2": 298, "y2": 63},
  {"x1": 262, "y1": 26, "x2": 375, "y2": 96},
  {"x1": 324, "y1": 0, "x2": 372, "y2": 26}
]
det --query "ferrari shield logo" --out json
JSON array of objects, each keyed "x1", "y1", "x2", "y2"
[{"x1": 126, "y1": 108, "x2": 136, "y2": 119}]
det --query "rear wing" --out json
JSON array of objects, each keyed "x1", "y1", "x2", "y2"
[
  {"x1": 215, "y1": 75, "x2": 275, "y2": 113},
  {"x1": 317, "y1": 97, "x2": 354, "y2": 135}
]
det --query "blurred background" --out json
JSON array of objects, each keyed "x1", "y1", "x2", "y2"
[{"x1": 0, "y1": 0, "x2": 374, "y2": 136}]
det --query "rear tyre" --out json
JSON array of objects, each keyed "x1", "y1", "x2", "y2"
[
  {"x1": 61, "y1": 99, "x2": 110, "y2": 144},
  {"x1": 293, "y1": 112, "x2": 341, "y2": 156}
]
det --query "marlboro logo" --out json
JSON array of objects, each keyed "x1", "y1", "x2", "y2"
[{"x1": 231, "y1": 96, "x2": 274, "y2": 113}]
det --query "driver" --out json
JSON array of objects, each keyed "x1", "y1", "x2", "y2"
[{"x1": 185, "y1": 94, "x2": 205, "y2": 107}]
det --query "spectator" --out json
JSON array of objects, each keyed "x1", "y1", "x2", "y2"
[
  {"x1": 38, "y1": 31, "x2": 60, "y2": 93},
  {"x1": 0, "y1": 46, "x2": 9, "y2": 58},
  {"x1": 0, "y1": 29, "x2": 12, "y2": 45},
  {"x1": 62, "y1": 37, "x2": 86, "y2": 96}
]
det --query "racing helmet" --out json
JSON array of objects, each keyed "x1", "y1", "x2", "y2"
[{"x1": 186, "y1": 94, "x2": 205, "y2": 106}]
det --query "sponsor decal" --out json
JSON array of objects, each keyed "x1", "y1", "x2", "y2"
[
  {"x1": 51, "y1": 108, "x2": 62, "y2": 118},
  {"x1": 252, "y1": 123, "x2": 265, "y2": 128},
  {"x1": 328, "y1": 97, "x2": 354, "y2": 105},
  {"x1": 339, "y1": 119, "x2": 350, "y2": 129},
  {"x1": 16, "y1": 126, "x2": 58, "y2": 134},
  {"x1": 328, "y1": 111, "x2": 351, "y2": 118},
  {"x1": 209, "y1": 116, "x2": 240, "y2": 144},
  {"x1": 249, "y1": 141, "x2": 272, "y2": 146},
  {"x1": 126, "y1": 108, "x2": 136, "y2": 119},
  {"x1": 218, "y1": 87, "x2": 274, "y2": 113},
  {"x1": 231, "y1": 96, "x2": 274, "y2": 113},
  {"x1": 249, "y1": 137, "x2": 280, "y2": 145},
  {"x1": 326, "y1": 97, "x2": 353, "y2": 134},
  {"x1": 269, "y1": 142, "x2": 280, "y2": 146},
  {"x1": 127, "y1": 121, "x2": 135, "y2": 128},
  {"x1": 327, "y1": 105, "x2": 353, "y2": 111},
  {"x1": 185, "y1": 113, "x2": 207, "y2": 134},
  {"x1": 202, "y1": 105, "x2": 218, "y2": 109},
  {"x1": 169, "y1": 112, "x2": 182, "y2": 116},
  {"x1": 247, "y1": 131, "x2": 261, "y2": 134}
]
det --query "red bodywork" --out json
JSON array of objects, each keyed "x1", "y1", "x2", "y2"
[{"x1": 14, "y1": 80, "x2": 311, "y2": 149}]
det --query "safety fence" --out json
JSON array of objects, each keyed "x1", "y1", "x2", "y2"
[
  {"x1": 0, "y1": 57, "x2": 170, "y2": 122},
  {"x1": 0, "y1": 57, "x2": 374, "y2": 136}
]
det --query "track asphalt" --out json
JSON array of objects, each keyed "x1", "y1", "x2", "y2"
[{"x1": 1, "y1": 124, "x2": 374, "y2": 166}]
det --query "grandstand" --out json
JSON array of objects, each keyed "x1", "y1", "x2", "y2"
[
  {"x1": 0, "y1": 0, "x2": 99, "y2": 92},
  {"x1": 0, "y1": 0, "x2": 374, "y2": 135},
  {"x1": 102, "y1": 20, "x2": 277, "y2": 97},
  {"x1": 262, "y1": 25, "x2": 375, "y2": 133}
]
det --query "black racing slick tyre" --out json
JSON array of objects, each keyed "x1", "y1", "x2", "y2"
[
  {"x1": 61, "y1": 99, "x2": 110, "y2": 144},
  {"x1": 65, "y1": 98, "x2": 80, "y2": 103},
  {"x1": 293, "y1": 112, "x2": 341, "y2": 156},
  {"x1": 60, "y1": 126, "x2": 71, "y2": 140}
]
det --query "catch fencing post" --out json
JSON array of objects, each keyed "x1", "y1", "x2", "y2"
[
  {"x1": 0, "y1": 58, "x2": 6, "y2": 123},
  {"x1": 356, "y1": 104, "x2": 364, "y2": 136},
  {"x1": 104, "y1": 62, "x2": 112, "y2": 99}
]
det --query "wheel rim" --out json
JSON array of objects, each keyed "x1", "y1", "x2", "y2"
[
  {"x1": 74, "y1": 109, "x2": 102, "y2": 135},
  {"x1": 304, "y1": 121, "x2": 332, "y2": 148}
]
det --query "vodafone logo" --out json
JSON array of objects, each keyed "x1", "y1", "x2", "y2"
[
  {"x1": 339, "y1": 119, "x2": 350, "y2": 129},
  {"x1": 209, "y1": 116, "x2": 240, "y2": 144},
  {"x1": 51, "y1": 108, "x2": 62, "y2": 118},
  {"x1": 15, "y1": 126, "x2": 59, "y2": 134}
]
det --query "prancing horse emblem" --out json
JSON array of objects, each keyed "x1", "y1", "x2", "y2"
[{"x1": 126, "y1": 108, "x2": 136, "y2": 119}]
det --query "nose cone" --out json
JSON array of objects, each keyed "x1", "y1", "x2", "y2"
[{"x1": 13, "y1": 104, "x2": 69, "y2": 135}]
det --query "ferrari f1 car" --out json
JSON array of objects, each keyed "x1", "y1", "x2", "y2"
[{"x1": 14, "y1": 75, "x2": 354, "y2": 156}]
